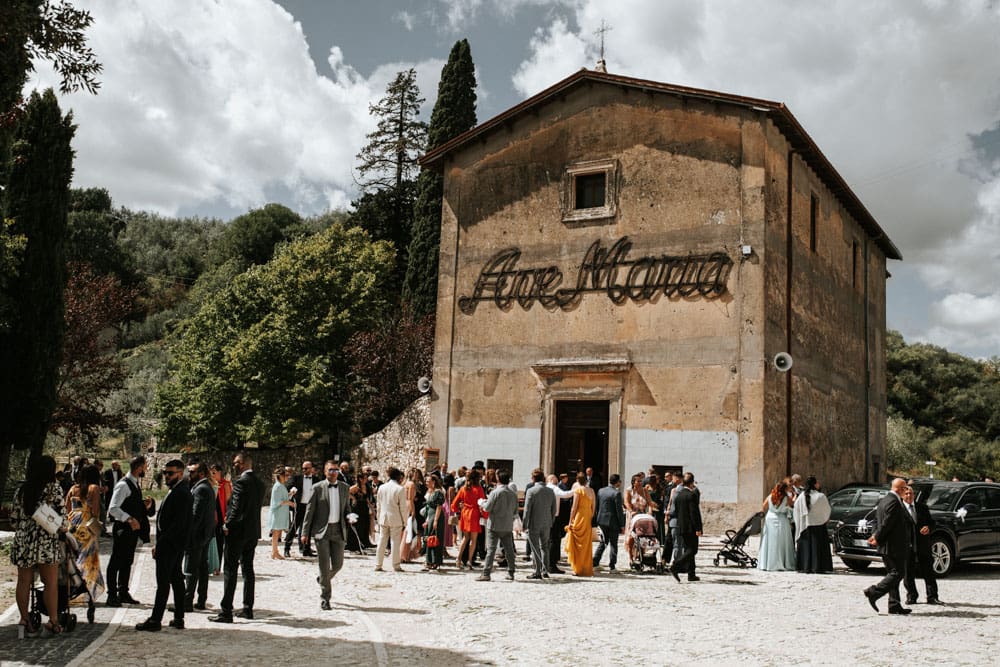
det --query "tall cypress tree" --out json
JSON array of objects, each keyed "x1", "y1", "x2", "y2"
[
  {"x1": 0, "y1": 89, "x2": 75, "y2": 490},
  {"x1": 403, "y1": 39, "x2": 477, "y2": 317}
]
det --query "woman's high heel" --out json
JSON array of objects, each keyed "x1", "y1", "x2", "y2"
[{"x1": 43, "y1": 621, "x2": 63, "y2": 636}]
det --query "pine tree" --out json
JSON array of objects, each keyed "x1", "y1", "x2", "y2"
[
  {"x1": 353, "y1": 69, "x2": 427, "y2": 291},
  {"x1": 0, "y1": 89, "x2": 75, "y2": 493},
  {"x1": 355, "y1": 68, "x2": 427, "y2": 191},
  {"x1": 403, "y1": 39, "x2": 477, "y2": 317}
]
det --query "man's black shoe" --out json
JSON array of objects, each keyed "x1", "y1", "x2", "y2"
[
  {"x1": 106, "y1": 595, "x2": 122, "y2": 608},
  {"x1": 905, "y1": 596, "x2": 917, "y2": 605},
  {"x1": 687, "y1": 575, "x2": 700, "y2": 582},
  {"x1": 302, "y1": 549, "x2": 316, "y2": 557},
  {"x1": 548, "y1": 567, "x2": 565, "y2": 574},
  {"x1": 135, "y1": 620, "x2": 161, "y2": 632},
  {"x1": 609, "y1": 567, "x2": 617, "y2": 573},
  {"x1": 888, "y1": 607, "x2": 912, "y2": 615},
  {"x1": 234, "y1": 608, "x2": 253, "y2": 619},
  {"x1": 526, "y1": 573, "x2": 543, "y2": 580},
  {"x1": 926, "y1": 598, "x2": 944, "y2": 605},
  {"x1": 542, "y1": 571, "x2": 550, "y2": 579},
  {"x1": 506, "y1": 572, "x2": 515, "y2": 581},
  {"x1": 283, "y1": 549, "x2": 291, "y2": 558},
  {"x1": 320, "y1": 600, "x2": 331, "y2": 610},
  {"x1": 208, "y1": 613, "x2": 233, "y2": 623},
  {"x1": 120, "y1": 593, "x2": 140, "y2": 605},
  {"x1": 863, "y1": 588, "x2": 879, "y2": 613},
  {"x1": 168, "y1": 619, "x2": 185, "y2": 630},
  {"x1": 669, "y1": 566, "x2": 681, "y2": 583},
  {"x1": 193, "y1": 602, "x2": 207, "y2": 611},
  {"x1": 168, "y1": 603, "x2": 194, "y2": 613}
]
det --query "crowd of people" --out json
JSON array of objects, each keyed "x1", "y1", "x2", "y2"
[{"x1": 12, "y1": 452, "x2": 987, "y2": 636}]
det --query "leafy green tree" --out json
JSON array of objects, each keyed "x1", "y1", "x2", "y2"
[
  {"x1": 211, "y1": 202, "x2": 304, "y2": 270},
  {"x1": 0, "y1": 218, "x2": 27, "y2": 332},
  {"x1": 403, "y1": 39, "x2": 477, "y2": 317},
  {"x1": 887, "y1": 329, "x2": 1000, "y2": 480},
  {"x1": 156, "y1": 223, "x2": 394, "y2": 449},
  {"x1": 65, "y1": 188, "x2": 137, "y2": 283},
  {"x1": 0, "y1": 89, "x2": 75, "y2": 494}
]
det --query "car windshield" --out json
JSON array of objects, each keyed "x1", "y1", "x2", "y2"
[{"x1": 923, "y1": 486, "x2": 962, "y2": 511}]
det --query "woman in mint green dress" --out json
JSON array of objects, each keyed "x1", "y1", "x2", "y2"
[
  {"x1": 268, "y1": 467, "x2": 294, "y2": 559},
  {"x1": 757, "y1": 481, "x2": 796, "y2": 571}
]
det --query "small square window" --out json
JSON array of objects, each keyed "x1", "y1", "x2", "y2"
[
  {"x1": 563, "y1": 159, "x2": 617, "y2": 224},
  {"x1": 575, "y1": 173, "x2": 606, "y2": 209}
]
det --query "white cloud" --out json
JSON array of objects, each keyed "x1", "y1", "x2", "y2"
[
  {"x1": 394, "y1": 10, "x2": 416, "y2": 31},
  {"x1": 507, "y1": 0, "x2": 1000, "y2": 357},
  {"x1": 24, "y1": 0, "x2": 439, "y2": 217}
]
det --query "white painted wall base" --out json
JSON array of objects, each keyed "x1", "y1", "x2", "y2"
[
  {"x1": 447, "y1": 427, "x2": 540, "y2": 486},
  {"x1": 623, "y1": 428, "x2": 738, "y2": 503},
  {"x1": 447, "y1": 425, "x2": 738, "y2": 502}
]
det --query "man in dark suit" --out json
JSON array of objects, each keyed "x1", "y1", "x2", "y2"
[
  {"x1": 210, "y1": 451, "x2": 266, "y2": 623},
  {"x1": 864, "y1": 478, "x2": 914, "y2": 614},
  {"x1": 585, "y1": 466, "x2": 603, "y2": 492},
  {"x1": 136, "y1": 459, "x2": 193, "y2": 631},
  {"x1": 302, "y1": 460, "x2": 350, "y2": 610},
  {"x1": 669, "y1": 472, "x2": 703, "y2": 582},
  {"x1": 592, "y1": 474, "x2": 626, "y2": 571},
  {"x1": 102, "y1": 460, "x2": 122, "y2": 507},
  {"x1": 522, "y1": 469, "x2": 557, "y2": 579},
  {"x1": 106, "y1": 455, "x2": 156, "y2": 606},
  {"x1": 182, "y1": 461, "x2": 216, "y2": 611},
  {"x1": 903, "y1": 484, "x2": 941, "y2": 605},
  {"x1": 285, "y1": 460, "x2": 320, "y2": 557}
]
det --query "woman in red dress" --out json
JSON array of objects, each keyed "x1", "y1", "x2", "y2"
[{"x1": 451, "y1": 469, "x2": 486, "y2": 569}]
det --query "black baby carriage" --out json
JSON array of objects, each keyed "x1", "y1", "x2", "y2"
[
  {"x1": 713, "y1": 511, "x2": 763, "y2": 568},
  {"x1": 28, "y1": 533, "x2": 96, "y2": 633}
]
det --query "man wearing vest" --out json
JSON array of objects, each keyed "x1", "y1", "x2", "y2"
[{"x1": 106, "y1": 455, "x2": 156, "y2": 607}]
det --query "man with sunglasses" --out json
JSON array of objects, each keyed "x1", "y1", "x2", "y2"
[
  {"x1": 137, "y1": 460, "x2": 192, "y2": 631},
  {"x1": 210, "y1": 452, "x2": 266, "y2": 623}
]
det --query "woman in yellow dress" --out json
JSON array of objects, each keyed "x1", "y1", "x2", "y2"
[
  {"x1": 565, "y1": 471, "x2": 596, "y2": 576},
  {"x1": 65, "y1": 464, "x2": 105, "y2": 602}
]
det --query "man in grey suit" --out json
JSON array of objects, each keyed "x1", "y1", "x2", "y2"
[
  {"x1": 592, "y1": 474, "x2": 626, "y2": 571},
  {"x1": 302, "y1": 460, "x2": 351, "y2": 610},
  {"x1": 522, "y1": 468, "x2": 556, "y2": 580},
  {"x1": 182, "y1": 462, "x2": 216, "y2": 611},
  {"x1": 477, "y1": 468, "x2": 519, "y2": 582}
]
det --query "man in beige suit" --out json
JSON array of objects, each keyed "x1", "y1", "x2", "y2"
[{"x1": 375, "y1": 467, "x2": 408, "y2": 572}]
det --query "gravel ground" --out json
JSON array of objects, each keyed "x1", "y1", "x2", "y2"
[{"x1": 3, "y1": 514, "x2": 998, "y2": 666}]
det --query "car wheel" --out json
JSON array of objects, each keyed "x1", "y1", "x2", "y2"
[
  {"x1": 929, "y1": 536, "x2": 955, "y2": 577},
  {"x1": 841, "y1": 558, "x2": 871, "y2": 572}
]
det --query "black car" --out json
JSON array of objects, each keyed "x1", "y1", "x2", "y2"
[
  {"x1": 826, "y1": 483, "x2": 890, "y2": 526},
  {"x1": 832, "y1": 480, "x2": 1000, "y2": 576}
]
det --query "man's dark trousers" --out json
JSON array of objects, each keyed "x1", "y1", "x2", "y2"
[
  {"x1": 107, "y1": 524, "x2": 139, "y2": 597},
  {"x1": 183, "y1": 538, "x2": 211, "y2": 607},
  {"x1": 592, "y1": 525, "x2": 619, "y2": 568},
  {"x1": 149, "y1": 547, "x2": 185, "y2": 624},
  {"x1": 219, "y1": 536, "x2": 256, "y2": 614},
  {"x1": 873, "y1": 552, "x2": 908, "y2": 609},
  {"x1": 672, "y1": 532, "x2": 699, "y2": 578}
]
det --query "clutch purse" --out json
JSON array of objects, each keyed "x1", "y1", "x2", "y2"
[
  {"x1": 426, "y1": 535, "x2": 439, "y2": 548},
  {"x1": 32, "y1": 503, "x2": 62, "y2": 535}
]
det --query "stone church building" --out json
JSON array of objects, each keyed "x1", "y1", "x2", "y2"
[{"x1": 418, "y1": 68, "x2": 900, "y2": 516}]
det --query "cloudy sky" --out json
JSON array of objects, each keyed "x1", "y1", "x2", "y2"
[{"x1": 27, "y1": 0, "x2": 1000, "y2": 359}]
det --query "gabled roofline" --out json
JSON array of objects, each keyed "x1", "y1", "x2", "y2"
[{"x1": 420, "y1": 69, "x2": 901, "y2": 261}]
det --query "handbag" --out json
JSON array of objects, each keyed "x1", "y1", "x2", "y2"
[
  {"x1": 449, "y1": 514, "x2": 459, "y2": 527},
  {"x1": 426, "y1": 535, "x2": 439, "y2": 548},
  {"x1": 32, "y1": 503, "x2": 62, "y2": 536}
]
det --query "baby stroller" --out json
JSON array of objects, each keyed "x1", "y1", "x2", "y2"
[
  {"x1": 713, "y1": 511, "x2": 763, "y2": 568},
  {"x1": 28, "y1": 533, "x2": 95, "y2": 633},
  {"x1": 628, "y1": 513, "x2": 664, "y2": 573}
]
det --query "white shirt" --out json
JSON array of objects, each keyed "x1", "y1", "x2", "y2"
[
  {"x1": 301, "y1": 476, "x2": 314, "y2": 504},
  {"x1": 108, "y1": 473, "x2": 141, "y2": 523},
  {"x1": 328, "y1": 482, "x2": 341, "y2": 525}
]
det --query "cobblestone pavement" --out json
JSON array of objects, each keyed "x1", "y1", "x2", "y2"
[{"x1": 4, "y1": 511, "x2": 999, "y2": 666}]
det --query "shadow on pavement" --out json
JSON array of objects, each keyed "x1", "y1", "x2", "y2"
[{"x1": 336, "y1": 603, "x2": 429, "y2": 616}]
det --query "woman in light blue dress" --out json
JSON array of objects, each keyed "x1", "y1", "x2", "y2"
[
  {"x1": 757, "y1": 480, "x2": 797, "y2": 571},
  {"x1": 268, "y1": 466, "x2": 294, "y2": 559}
]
